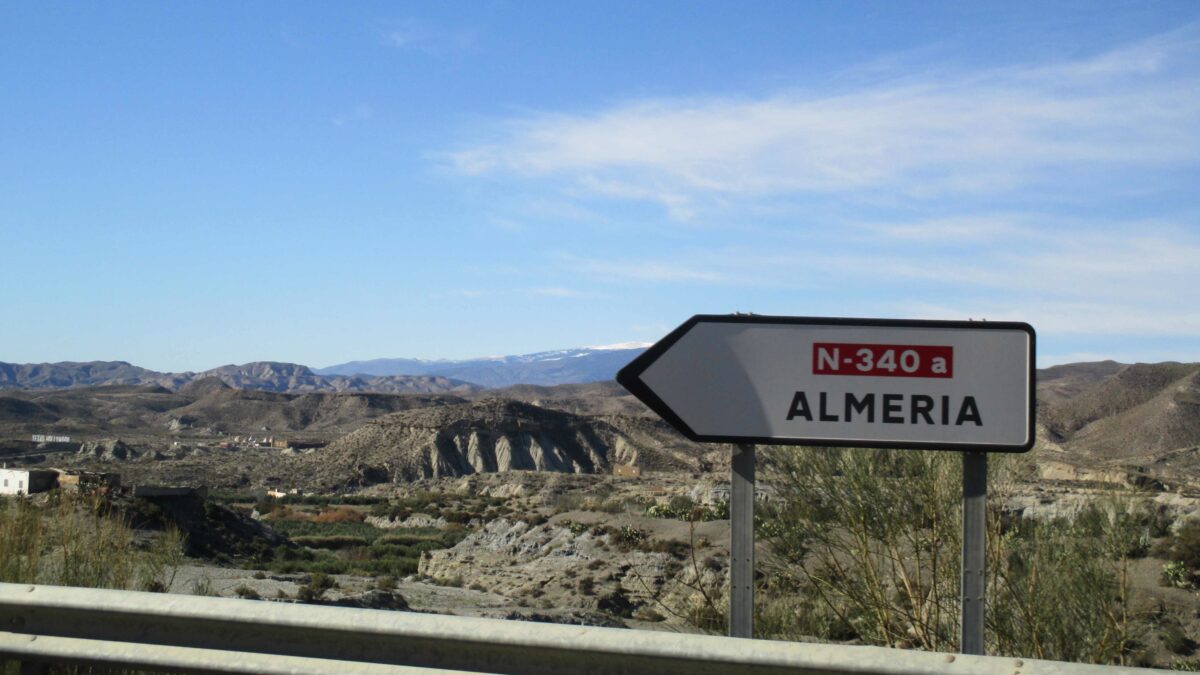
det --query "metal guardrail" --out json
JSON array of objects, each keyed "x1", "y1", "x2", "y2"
[{"x1": 0, "y1": 582, "x2": 1157, "y2": 674}]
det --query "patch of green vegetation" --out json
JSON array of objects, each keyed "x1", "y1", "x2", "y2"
[
  {"x1": 645, "y1": 498, "x2": 727, "y2": 522},
  {"x1": 264, "y1": 520, "x2": 466, "y2": 579},
  {"x1": 291, "y1": 535, "x2": 371, "y2": 550},
  {"x1": 269, "y1": 519, "x2": 381, "y2": 541},
  {"x1": 369, "y1": 492, "x2": 507, "y2": 525}
]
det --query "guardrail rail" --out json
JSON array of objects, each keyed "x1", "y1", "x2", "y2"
[{"x1": 0, "y1": 582, "x2": 1158, "y2": 674}]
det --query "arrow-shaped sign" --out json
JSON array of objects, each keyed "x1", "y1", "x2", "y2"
[{"x1": 617, "y1": 315, "x2": 1035, "y2": 452}]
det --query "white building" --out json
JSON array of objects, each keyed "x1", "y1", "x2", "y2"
[{"x1": 0, "y1": 468, "x2": 58, "y2": 496}]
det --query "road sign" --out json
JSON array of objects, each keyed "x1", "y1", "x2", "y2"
[{"x1": 618, "y1": 315, "x2": 1035, "y2": 452}]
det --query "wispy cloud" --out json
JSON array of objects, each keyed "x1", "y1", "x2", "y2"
[
  {"x1": 442, "y1": 289, "x2": 491, "y2": 299},
  {"x1": 565, "y1": 256, "x2": 730, "y2": 283},
  {"x1": 903, "y1": 300, "x2": 1200, "y2": 338},
  {"x1": 386, "y1": 18, "x2": 476, "y2": 56},
  {"x1": 533, "y1": 287, "x2": 582, "y2": 298},
  {"x1": 871, "y1": 227, "x2": 1200, "y2": 305},
  {"x1": 440, "y1": 287, "x2": 595, "y2": 300},
  {"x1": 332, "y1": 104, "x2": 374, "y2": 127},
  {"x1": 448, "y1": 26, "x2": 1200, "y2": 218},
  {"x1": 853, "y1": 215, "x2": 1028, "y2": 242},
  {"x1": 552, "y1": 215, "x2": 1200, "y2": 341},
  {"x1": 440, "y1": 25, "x2": 1200, "y2": 356}
]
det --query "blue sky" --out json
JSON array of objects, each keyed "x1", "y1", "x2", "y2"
[{"x1": 2, "y1": 1, "x2": 1198, "y2": 372}]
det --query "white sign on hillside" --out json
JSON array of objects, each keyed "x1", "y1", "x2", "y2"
[{"x1": 617, "y1": 315, "x2": 1035, "y2": 452}]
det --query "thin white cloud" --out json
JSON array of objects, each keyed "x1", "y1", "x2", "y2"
[
  {"x1": 333, "y1": 104, "x2": 374, "y2": 127},
  {"x1": 903, "y1": 300, "x2": 1200, "y2": 338},
  {"x1": 386, "y1": 19, "x2": 476, "y2": 55},
  {"x1": 448, "y1": 26, "x2": 1200, "y2": 217},
  {"x1": 440, "y1": 287, "x2": 594, "y2": 300},
  {"x1": 880, "y1": 230, "x2": 1200, "y2": 304},
  {"x1": 533, "y1": 287, "x2": 582, "y2": 298},
  {"x1": 553, "y1": 216, "x2": 1200, "y2": 341},
  {"x1": 569, "y1": 257, "x2": 729, "y2": 283},
  {"x1": 853, "y1": 215, "x2": 1028, "y2": 242}
]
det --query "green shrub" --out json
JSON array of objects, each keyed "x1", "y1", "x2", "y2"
[
  {"x1": 1164, "y1": 519, "x2": 1200, "y2": 573},
  {"x1": 298, "y1": 572, "x2": 337, "y2": 602},
  {"x1": 615, "y1": 525, "x2": 647, "y2": 551},
  {"x1": 668, "y1": 495, "x2": 696, "y2": 513},
  {"x1": 578, "y1": 577, "x2": 596, "y2": 595},
  {"x1": 1163, "y1": 561, "x2": 1189, "y2": 588}
]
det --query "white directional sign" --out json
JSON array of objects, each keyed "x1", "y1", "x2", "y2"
[{"x1": 617, "y1": 315, "x2": 1035, "y2": 452}]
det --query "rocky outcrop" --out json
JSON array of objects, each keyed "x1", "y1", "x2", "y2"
[
  {"x1": 313, "y1": 399, "x2": 686, "y2": 486},
  {"x1": 418, "y1": 517, "x2": 706, "y2": 623},
  {"x1": 78, "y1": 438, "x2": 138, "y2": 461}
]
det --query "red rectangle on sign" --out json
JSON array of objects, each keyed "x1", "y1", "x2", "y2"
[{"x1": 812, "y1": 343, "x2": 954, "y2": 378}]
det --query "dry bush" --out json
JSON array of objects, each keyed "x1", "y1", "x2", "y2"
[
  {"x1": 313, "y1": 507, "x2": 366, "y2": 524},
  {"x1": 0, "y1": 493, "x2": 183, "y2": 592}
]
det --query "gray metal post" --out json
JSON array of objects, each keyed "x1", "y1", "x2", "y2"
[
  {"x1": 961, "y1": 451, "x2": 987, "y2": 655},
  {"x1": 730, "y1": 443, "x2": 755, "y2": 638}
]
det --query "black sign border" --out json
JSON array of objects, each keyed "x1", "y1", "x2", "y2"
[{"x1": 617, "y1": 314, "x2": 1037, "y2": 453}]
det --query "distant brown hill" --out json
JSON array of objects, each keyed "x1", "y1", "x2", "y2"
[
  {"x1": 0, "y1": 360, "x2": 480, "y2": 396},
  {"x1": 168, "y1": 386, "x2": 467, "y2": 435},
  {"x1": 0, "y1": 361, "x2": 189, "y2": 390},
  {"x1": 1035, "y1": 360, "x2": 1127, "y2": 405},
  {"x1": 307, "y1": 398, "x2": 699, "y2": 489},
  {"x1": 1038, "y1": 362, "x2": 1200, "y2": 444},
  {"x1": 0, "y1": 382, "x2": 467, "y2": 440},
  {"x1": 477, "y1": 381, "x2": 648, "y2": 416},
  {"x1": 1046, "y1": 366, "x2": 1200, "y2": 459}
]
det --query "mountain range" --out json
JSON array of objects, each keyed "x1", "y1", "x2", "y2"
[
  {"x1": 0, "y1": 344, "x2": 651, "y2": 393},
  {"x1": 0, "y1": 361, "x2": 478, "y2": 395},
  {"x1": 314, "y1": 343, "x2": 651, "y2": 388},
  {"x1": 2, "y1": 359, "x2": 1198, "y2": 492}
]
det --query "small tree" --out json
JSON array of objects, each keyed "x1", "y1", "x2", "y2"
[
  {"x1": 758, "y1": 446, "x2": 1151, "y2": 664},
  {"x1": 760, "y1": 447, "x2": 962, "y2": 650}
]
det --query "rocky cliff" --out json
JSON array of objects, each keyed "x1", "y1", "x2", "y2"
[{"x1": 309, "y1": 399, "x2": 694, "y2": 488}]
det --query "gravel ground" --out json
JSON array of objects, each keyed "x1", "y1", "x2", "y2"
[{"x1": 167, "y1": 562, "x2": 553, "y2": 618}]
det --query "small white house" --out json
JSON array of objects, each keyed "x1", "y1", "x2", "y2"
[{"x1": 0, "y1": 468, "x2": 58, "y2": 496}]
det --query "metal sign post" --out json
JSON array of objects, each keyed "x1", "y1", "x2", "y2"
[
  {"x1": 961, "y1": 451, "x2": 988, "y2": 654},
  {"x1": 617, "y1": 315, "x2": 1034, "y2": 653},
  {"x1": 730, "y1": 444, "x2": 756, "y2": 638}
]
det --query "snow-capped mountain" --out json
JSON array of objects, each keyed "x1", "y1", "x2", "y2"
[{"x1": 315, "y1": 343, "x2": 651, "y2": 388}]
